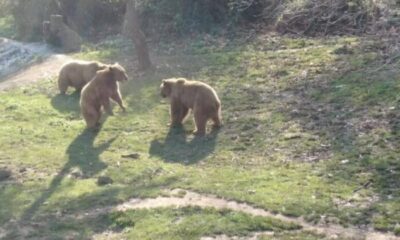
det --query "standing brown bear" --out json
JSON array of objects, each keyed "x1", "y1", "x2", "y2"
[
  {"x1": 58, "y1": 60, "x2": 107, "y2": 94},
  {"x1": 160, "y1": 78, "x2": 222, "y2": 136},
  {"x1": 80, "y1": 63, "x2": 128, "y2": 129}
]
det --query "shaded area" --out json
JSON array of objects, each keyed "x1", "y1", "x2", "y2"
[
  {"x1": 2, "y1": 177, "x2": 180, "y2": 239},
  {"x1": 50, "y1": 91, "x2": 81, "y2": 114},
  {"x1": 4, "y1": 212, "x2": 114, "y2": 240},
  {"x1": 0, "y1": 169, "x2": 11, "y2": 181},
  {"x1": 149, "y1": 126, "x2": 219, "y2": 164},
  {"x1": 19, "y1": 128, "x2": 115, "y2": 222}
]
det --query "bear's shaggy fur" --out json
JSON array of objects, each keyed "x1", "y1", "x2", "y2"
[
  {"x1": 80, "y1": 63, "x2": 128, "y2": 128},
  {"x1": 58, "y1": 60, "x2": 107, "y2": 94},
  {"x1": 160, "y1": 78, "x2": 222, "y2": 136}
]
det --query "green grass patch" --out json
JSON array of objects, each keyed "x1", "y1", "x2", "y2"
[{"x1": 110, "y1": 207, "x2": 300, "y2": 239}]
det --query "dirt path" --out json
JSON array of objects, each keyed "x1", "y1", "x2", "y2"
[
  {"x1": 118, "y1": 189, "x2": 399, "y2": 240},
  {"x1": 72, "y1": 189, "x2": 399, "y2": 240},
  {"x1": 0, "y1": 54, "x2": 72, "y2": 91}
]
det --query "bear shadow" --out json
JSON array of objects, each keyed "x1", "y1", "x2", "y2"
[
  {"x1": 50, "y1": 91, "x2": 81, "y2": 114},
  {"x1": 20, "y1": 127, "x2": 115, "y2": 221},
  {"x1": 65, "y1": 128, "x2": 115, "y2": 176},
  {"x1": 149, "y1": 125, "x2": 219, "y2": 165}
]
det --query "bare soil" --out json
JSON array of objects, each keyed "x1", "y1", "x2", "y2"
[{"x1": 0, "y1": 54, "x2": 72, "y2": 91}]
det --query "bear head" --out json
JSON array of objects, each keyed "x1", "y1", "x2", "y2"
[
  {"x1": 160, "y1": 78, "x2": 185, "y2": 98},
  {"x1": 110, "y1": 63, "x2": 128, "y2": 82}
]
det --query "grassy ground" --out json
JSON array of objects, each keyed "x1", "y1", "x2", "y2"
[{"x1": 0, "y1": 33, "x2": 400, "y2": 239}]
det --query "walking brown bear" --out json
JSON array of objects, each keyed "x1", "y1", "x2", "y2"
[{"x1": 160, "y1": 78, "x2": 222, "y2": 136}]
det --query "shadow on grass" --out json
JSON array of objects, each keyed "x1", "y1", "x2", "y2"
[
  {"x1": 149, "y1": 125, "x2": 219, "y2": 165},
  {"x1": 5, "y1": 176, "x2": 180, "y2": 239},
  {"x1": 20, "y1": 127, "x2": 115, "y2": 222},
  {"x1": 50, "y1": 91, "x2": 81, "y2": 114}
]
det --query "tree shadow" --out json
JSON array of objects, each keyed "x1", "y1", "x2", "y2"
[
  {"x1": 149, "y1": 125, "x2": 220, "y2": 165},
  {"x1": 20, "y1": 127, "x2": 116, "y2": 222},
  {"x1": 5, "y1": 211, "x2": 115, "y2": 240},
  {"x1": 50, "y1": 91, "x2": 81, "y2": 114},
  {"x1": 4, "y1": 175, "x2": 180, "y2": 239}
]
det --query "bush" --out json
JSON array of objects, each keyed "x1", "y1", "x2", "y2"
[
  {"x1": 8, "y1": 0, "x2": 398, "y2": 42},
  {"x1": 275, "y1": 0, "x2": 382, "y2": 35},
  {"x1": 136, "y1": 0, "x2": 389, "y2": 37}
]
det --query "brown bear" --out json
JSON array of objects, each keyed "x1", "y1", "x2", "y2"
[
  {"x1": 160, "y1": 78, "x2": 222, "y2": 136},
  {"x1": 58, "y1": 60, "x2": 107, "y2": 94},
  {"x1": 80, "y1": 63, "x2": 128, "y2": 129}
]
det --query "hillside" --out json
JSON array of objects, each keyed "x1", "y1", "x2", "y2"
[{"x1": 0, "y1": 32, "x2": 399, "y2": 239}]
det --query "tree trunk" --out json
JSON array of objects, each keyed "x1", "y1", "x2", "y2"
[{"x1": 123, "y1": 0, "x2": 152, "y2": 71}]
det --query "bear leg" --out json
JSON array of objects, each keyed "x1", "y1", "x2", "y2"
[
  {"x1": 82, "y1": 106, "x2": 101, "y2": 128},
  {"x1": 102, "y1": 98, "x2": 114, "y2": 116},
  {"x1": 193, "y1": 109, "x2": 207, "y2": 136},
  {"x1": 74, "y1": 83, "x2": 84, "y2": 93},
  {"x1": 111, "y1": 90, "x2": 126, "y2": 112},
  {"x1": 170, "y1": 101, "x2": 186, "y2": 126},
  {"x1": 177, "y1": 106, "x2": 189, "y2": 124},
  {"x1": 58, "y1": 76, "x2": 69, "y2": 94},
  {"x1": 211, "y1": 107, "x2": 222, "y2": 128},
  {"x1": 211, "y1": 115, "x2": 222, "y2": 128}
]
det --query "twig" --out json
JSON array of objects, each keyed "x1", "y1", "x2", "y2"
[{"x1": 353, "y1": 180, "x2": 372, "y2": 193}]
